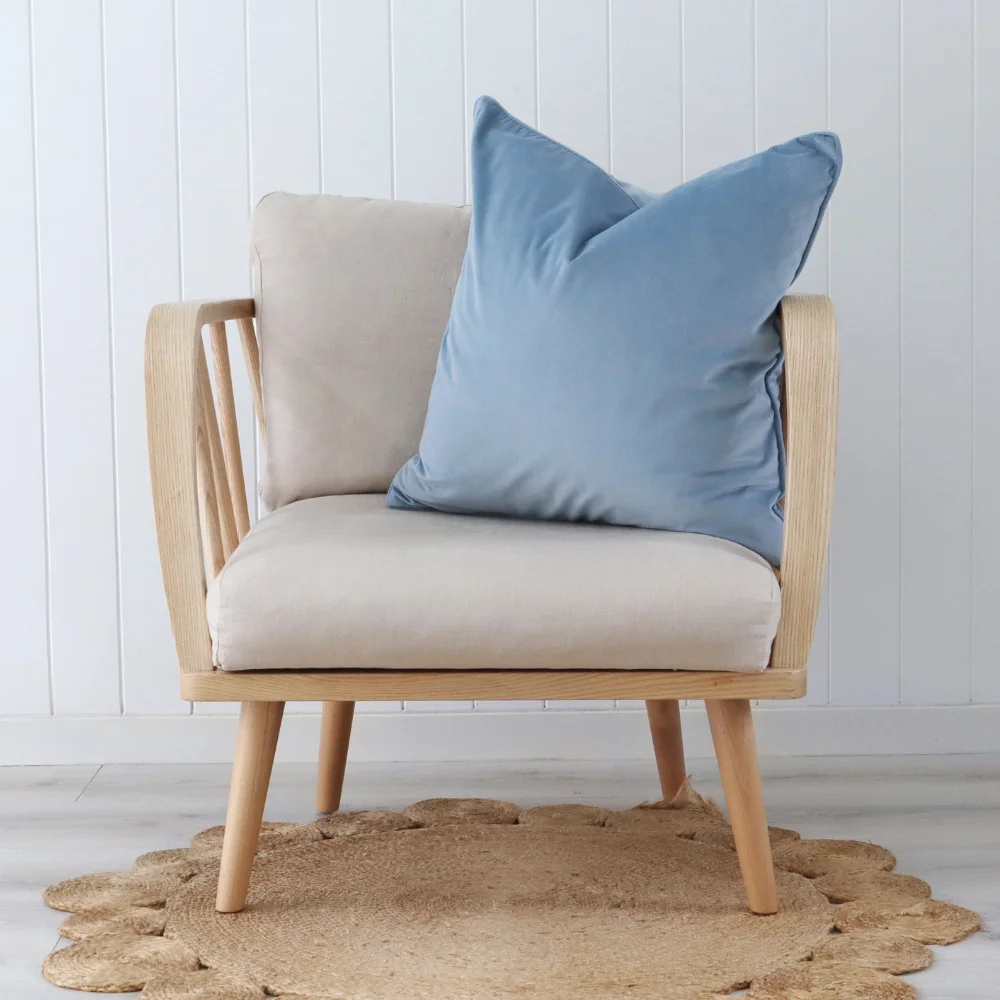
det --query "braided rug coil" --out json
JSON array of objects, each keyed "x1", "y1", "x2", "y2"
[{"x1": 41, "y1": 782, "x2": 980, "y2": 999}]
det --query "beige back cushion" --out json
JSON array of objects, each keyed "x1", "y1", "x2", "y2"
[{"x1": 253, "y1": 193, "x2": 471, "y2": 509}]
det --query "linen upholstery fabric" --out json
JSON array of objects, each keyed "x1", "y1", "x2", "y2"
[
  {"x1": 206, "y1": 495, "x2": 781, "y2": 672},
  {"x1": 253, "y1": 193, "x2": 471, "y2": 509},
  {"x1": 389, "y1": 97, "x2": 842, "y2": 566}
]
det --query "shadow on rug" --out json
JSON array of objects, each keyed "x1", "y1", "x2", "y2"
[{"x1": 41, "y1": 782, "x2": 980, "y2": 999}]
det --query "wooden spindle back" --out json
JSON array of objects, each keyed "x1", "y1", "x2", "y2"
[{"x1": 194, "y1": 318, "x2": 263, "y2": 581}]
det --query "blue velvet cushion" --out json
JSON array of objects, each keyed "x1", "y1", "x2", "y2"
[{"x1": 388, "y1": 97, "x2": 841, "y2": 566}]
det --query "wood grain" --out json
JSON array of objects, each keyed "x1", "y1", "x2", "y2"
[
  {"x1": 181, "y1": 668, "x2": 805, "y2": 703},
  {"x1": 770, "y1": 296, "x2": 839, "y2": 674},
  {"x1": 208, "y1": 322, "x2": 251, "y2": 540},
  {"x1": 316, "y1": 701, "x2": 355, "y2": 813},
  {"x1": 646, "y1": 699, "x2": 686, "y2": 800},
  {"x1": 236, "y1": 316, "x2": 265, "y2": 437},
  {"x1": 149, "y1": 294, "x2": 834, "y2": 701},
  {"x1": 145, "y1": 298, "x2": 254, "y2": 674},
  {"x1": 705, "y1": 698, "x2": 778, "y2": 914},
  {"x1": 196, "y1": 343, "x2": 239, "y2": 559},
  {"x1": 216, "y1": 700, "x2": 284, "y2": 912},
  {"x1": 194, "y1": 416, "x2": 225, "y2": 580}
]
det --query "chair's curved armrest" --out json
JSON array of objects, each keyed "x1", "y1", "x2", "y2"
[
  {"x1": 770, "y1": 295, "x2": 838, "y2": 672},
  {"x1": 145, "y1": 298, "x2": 255, "y2": 674}
]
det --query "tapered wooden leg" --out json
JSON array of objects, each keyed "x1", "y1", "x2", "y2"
[
  {"x1": 216, "y1": 701, "x2": 284, "y2": 913},
  {"x1": 645, "y1": 699, "x2": 686, "y2": 801},
  {"x1": 705, "y1": 699, "x2": 778, "y2": 915},
  {"x1": 316, "y1": 700, "x2": 355, "y2": 814}
]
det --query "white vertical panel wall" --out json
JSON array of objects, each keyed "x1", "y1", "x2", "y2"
[
  {"x1": 31, "y1": 0, "x2": 121, "y2": 716},
  {"x1": 754, "y1": 0, "x2": 831, "y2": 708},
  {"x1": 537, "y1": 0, "x2": 610, "y2": 170},
  {"x1": 973, "y1": 0, "x2": 1000, "y2": 706},
  {"x1": 104, "y1": 0, "x2": 183, "y2": 717},
  {"x1": 320, "y1": 0, "x2": 393, "y2": 200},
  {"x1": 0, "y1": 0, "x2": 49, "y2": 717},
  {"x1": 536, "y1": 0, "x2": 614, "y2": 713},
  {"x1": 2, "y1": 0, "x2": 998, "y2": 758},
  {"x1": 608, "y1": 0, "x2": 682, "y2": 191},
  {"x1": 828, "y1": 0, "x2": 901, "y2": 707},
  {"x1": 391, "y1": 0, "x2": 465, "y2": 206},
  {"x1": 900, "y1": 1, "x2": 974, "y2": 706}
]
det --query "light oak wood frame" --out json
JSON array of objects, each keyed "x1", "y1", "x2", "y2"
[{"x1": 145, "y1": 294, "x2": 838, "y2": 914}]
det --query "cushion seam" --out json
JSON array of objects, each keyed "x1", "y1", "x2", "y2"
[
  {"x1": 212, "y1": 543, "x2": 239, "y2": 669},
  {"x1": 253, "y1": 242, "x2": 265, "y2": 418},
  {"x1": 792, "y1": 133, "x2": 843, "y2": 279},
  {"x1": 764, "y1": 336, "x2": 787, "y2": 549},
  {"x1": 487, "y1": 103, "x2": 644, "y2": 212},
  {"x1": 252, "y1": 240, "x2": 270, "y2": 511}
]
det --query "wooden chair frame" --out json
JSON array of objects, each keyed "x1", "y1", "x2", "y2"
[{"x1": 145, "y1": 294, "x2": 837, "y2": 915}]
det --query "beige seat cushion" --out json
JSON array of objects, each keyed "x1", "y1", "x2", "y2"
[
  {"x1": 206, "y1": 496, "x2": 780, "y2": 672},
  {"x1": 253, "y1": 194, "x2": 471, "y2": 509}
]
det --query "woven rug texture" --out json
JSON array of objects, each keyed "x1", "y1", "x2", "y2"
[{"x1": 41, "y1": 781, "x2": 981, "y2": 999}]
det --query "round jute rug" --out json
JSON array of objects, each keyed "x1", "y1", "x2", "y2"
[{"x1": 41, "y1": 783, "x2": 980, "y2": 999}]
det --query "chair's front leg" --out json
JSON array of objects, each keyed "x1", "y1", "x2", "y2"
[
  {"x1": 316, "y1": 700, "x2": 355, "y2": 813},
  {"x1": 705, "y1": 699, "x2": 778, "y2": 915},
  {"x1": 216, "y1": 701, "x2": 285, "y2": 913},
  {"x1": 645, "y1": 699, "x2": 686, "y2": 800}
]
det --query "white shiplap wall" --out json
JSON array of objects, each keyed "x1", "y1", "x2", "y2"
[{"x1": 2, "y1": 0, "x2": 998, "y2": 762}]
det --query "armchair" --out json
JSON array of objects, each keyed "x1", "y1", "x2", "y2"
[{"x1": 145, "y1": 194, "x2": 837, "y2": 916}]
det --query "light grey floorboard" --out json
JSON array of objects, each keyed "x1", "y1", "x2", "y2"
[
  {"x1": 1, "y1": 756, "x2": 996, "y2": 998},
  {"x1": 0, "y1": 766, "x2": 101, "y2": 997}
]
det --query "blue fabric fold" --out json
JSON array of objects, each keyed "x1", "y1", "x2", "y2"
[{"x1": 388, "y1": 96, "x2": 841, "y2": 566}]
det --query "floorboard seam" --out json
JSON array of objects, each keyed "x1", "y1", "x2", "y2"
[{"x1": 73, "y1": 764, "x2": 102, "y2": 802}]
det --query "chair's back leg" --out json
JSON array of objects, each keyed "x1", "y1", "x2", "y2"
[
  {"x1": 316, "y1": 701, "x2": 356, "y2": 814},
  {"x1": 645, "y1": 699, "x2": 687, "y2": 800},
  {"x1": 705, "y1": 698, "x2": 778, "y2": 915},
  {"x1": 216, "y1": 701, "x2": 285, "y2": 913}
]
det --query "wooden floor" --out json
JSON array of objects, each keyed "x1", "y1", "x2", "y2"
[{"x1": 2, "y1": 755, "x2": 997, "y2": 998}]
